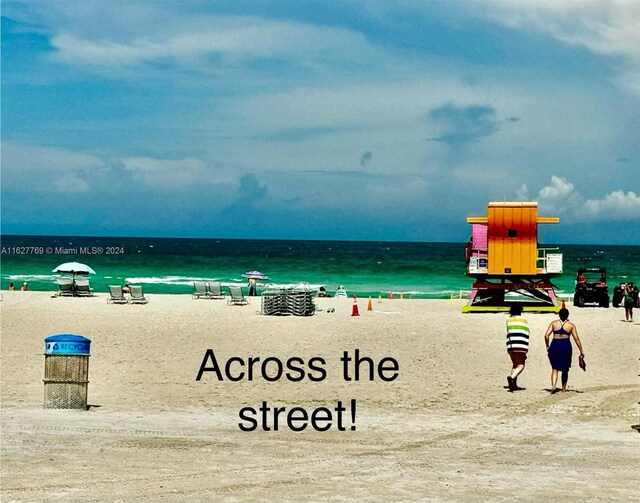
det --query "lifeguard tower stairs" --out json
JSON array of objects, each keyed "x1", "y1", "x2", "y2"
[{"x1": 463, "y1": 202, "x2": 563, "y2": 313}]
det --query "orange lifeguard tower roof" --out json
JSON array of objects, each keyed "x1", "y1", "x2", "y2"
[{"x1": 467, "y1": 202, "x2": 559, "y2": 225}]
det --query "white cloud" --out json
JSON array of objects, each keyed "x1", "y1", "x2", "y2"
[
  {"x1": 52, "y1": 178, "x2": 90, "y2": 194},
  {"x1": 2, "y1": 141, "x2": 212, "y2": 194},
  {"x1": 583, "y1": 190, "x2": 640, "y2": 219},
  {"x1": 122, "y1": 156, "x2": 206, "y2": 188},
  {"x1": 1, "y1": 141, "x2": 104, "y2": 193},
  {"x1": 483, "y1": 0, "x2": 640, "y2": 93},
  {"x1": 539, "y1": 175, "x2": 575, "y2": 200},
  {"x1": 49, "y1": 18, "x2": 374, "y2": 73},
  {"x1": 535, "y1": 175, "x2": 640, "y2": 222},
  {"x1": 484, "y1": 0, "x2": 640, "y2": 57}
]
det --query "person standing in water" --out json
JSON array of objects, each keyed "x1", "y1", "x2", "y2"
[
  {"x1": 248, "y1": 277, "x2": 257, "y2": 296},
  {"x1": 544, "y1": 308, "x2": 585, "y2": 393}
]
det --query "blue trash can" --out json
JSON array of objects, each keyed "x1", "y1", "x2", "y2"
[{"x1": 43, "y1": 334, "x2": 91, "y2": 409}]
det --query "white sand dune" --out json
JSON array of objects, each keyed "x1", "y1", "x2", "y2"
[{"x1": 1, "y1": 291, "x2": 638, "y2": 502}]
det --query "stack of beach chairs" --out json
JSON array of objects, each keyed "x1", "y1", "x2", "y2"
[{"x1": 261, "y1": 286, "x2": 316, "y2": 316}]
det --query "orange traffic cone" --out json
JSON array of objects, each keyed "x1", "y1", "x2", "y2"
[
  {"x1": 352, "y1": 295, "x2": 360, "y2": 316},
  {"x1": 561, "y1": 300, "x2": 566, "y2": 309},
  {"x1": 367, "y1": 297, "x2": 372, "y2": 311}
]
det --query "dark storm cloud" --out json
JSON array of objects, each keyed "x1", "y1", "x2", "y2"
[
  {"x1": 238, "y1": 173, "x2": 267, "y2": 202},
  {"x1": 426, "y1": 104, "x2": 500, "y2": 145},
  {"x1": 360, "y1": 151, "x2": 372, "y2": 166}
]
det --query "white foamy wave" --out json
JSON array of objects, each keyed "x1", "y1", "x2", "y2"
[
  {"x1": 124, "y1": 276, "x2": 222, "y2": 286},
  {"x1": 5, "y1": 274, "x2": 59, "y2": 281}
]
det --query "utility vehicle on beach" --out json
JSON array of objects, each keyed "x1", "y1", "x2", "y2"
[{"x1": 574, "y1": 267, "x2": 609, "y2": 308}]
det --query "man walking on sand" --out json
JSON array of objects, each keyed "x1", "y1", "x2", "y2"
[{"x1": 506, "y1": 305, "x2": 529, "y2": 392}]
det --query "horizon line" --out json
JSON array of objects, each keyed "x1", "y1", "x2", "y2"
[{"x1": 1, "y1": 232, "x2": 637, "y2": 248}]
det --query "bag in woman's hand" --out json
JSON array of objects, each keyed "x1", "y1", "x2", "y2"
[{"x1": 579, "y1": 354, "x2": 586, "y2": 371}]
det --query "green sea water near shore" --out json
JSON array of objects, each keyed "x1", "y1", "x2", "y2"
[{"x1": 1, "y1": 235, "x2": 638, "y2": 299}]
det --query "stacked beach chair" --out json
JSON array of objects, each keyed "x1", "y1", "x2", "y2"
[{"x1": 261, "y1": 285, "x2": 315, "y2": 316}]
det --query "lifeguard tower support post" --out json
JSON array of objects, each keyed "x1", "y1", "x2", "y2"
[{"x1": 463, "y1": 202, "x2": 563, "y2": 313}]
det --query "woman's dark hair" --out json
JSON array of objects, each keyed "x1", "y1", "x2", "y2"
[
  {"x1": 509, "y1": 305, "x2": 523, "y2": 316},
  {"x1": 559, "y1": 308, "x2": 569, "y2": 321}
]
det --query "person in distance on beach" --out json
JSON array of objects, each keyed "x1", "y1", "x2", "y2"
[
  {"x1": 316, "y1": 286, "x2": 331, "y2": 298},
  {"x1": 505, "y1": 305, "x2": 529, "y2": 392},
  {"x1": 8, "y1": 282, "x2": 15, "y2": 291},
  {"x1": 248, "y1": 277, "x2": 257, "y2": 296},
  {"x1": 622, "y1": 283, "x2": 636, "y2": 322},
  {"x1": 334, "y1": 285, "x2": 347, "y2": 298},
  {"x1": 20, "y1": 282, "x2": 28, "y2": 291},
  {"x1": 544, "y1": 308, "x2": 585, "y2": 393}
]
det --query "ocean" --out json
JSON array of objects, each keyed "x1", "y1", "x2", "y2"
[{"x1": 1, "y1": 235, "x2": 639, "y2": 299}]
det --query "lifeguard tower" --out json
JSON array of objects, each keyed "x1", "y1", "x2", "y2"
[{"x1": 463, "y1": 202, "x2": 563, "y2": 313}]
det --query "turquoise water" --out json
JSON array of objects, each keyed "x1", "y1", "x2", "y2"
[{"x1": 1, "y1": 235, "x2": 639, "y2": 298}]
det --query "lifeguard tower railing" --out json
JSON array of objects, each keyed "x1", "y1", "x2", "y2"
[{"x1": 468, "y1": 247, "x2": 563, "y2": 275}]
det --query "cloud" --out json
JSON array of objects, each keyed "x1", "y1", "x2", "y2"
[
  {"x1": 516, "y1": 184, "x2": 529, "y2": 200},
  {"x1": 493, "y1": 0, "x2": 639, "y2": 57},
  {"x1": 217, "y1": 173, "x2": 268, "y2": 229},
  {"x1": 535, "y1": 175, "x2": 640, "y2": 221},
  {"x1": 360, "y1": 151, "x2": 372, "y2": 166},
  {"x1": 52, "y1": 177, "x2": 90, "y2": 194},
  {"x1": 237, "y1": 173, "x2": 267, "y2": 203},
  {"x1": 582, "y1": 190, "x2": 640, "y2": 220},
  {"x1": 483, "y1": 0, "x2": 640, "y2": 93},
  {"x1": 260, "y1": 126, "x2": 344, "y2": 142},
  {"x1": 426, "y1": 103, "x2": 500, "y2": 146},
  {"x1": 122, "y1": 157, "x2": 206, "y2": 189},
  {"x1": 48, "y1": 16, "x2": 374, "y2": 75},
  {"x1": 1, "y1": 140, "x2": 105, "y2": 194},
  {"x1": 538, "y1": 175, "x2": 575, "y2": 200}
]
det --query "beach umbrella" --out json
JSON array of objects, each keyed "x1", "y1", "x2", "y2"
[
  {"x1": 52, "y1": 262, "x2": 96, "y2": 279},
  {"x1": 241, "y1": 270, "x2": 270, "y2": 280}
]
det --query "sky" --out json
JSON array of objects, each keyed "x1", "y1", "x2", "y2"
[{"x1": 2, "y1": 0, "x2": 639, "y2": 244}]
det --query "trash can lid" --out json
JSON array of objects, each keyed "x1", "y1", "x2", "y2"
[{"x1": 45, "y1": 334, "x2": 91, "y2": 355}]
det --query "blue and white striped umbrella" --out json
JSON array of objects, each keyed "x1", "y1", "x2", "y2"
[{"x1": 241, "y1": 270, "x2": 269, "y2": 280}]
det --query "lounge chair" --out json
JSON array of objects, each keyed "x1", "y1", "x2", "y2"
[
  {"x1": 129, "y1": 285, "x2": 149, "y2": 304},
  {"x1": 227, "y1": 285, "x2": 249, "y2": 305},
  {"x1": 193, "y1": 281, "x2": 208, "y2": 299},
  {"x1": 56, "y1": 278, "x2": 74, "y2": 297},
  {"x1": 107, "y1": 285, "x2": 128, "y2": 304},
  {"x1": 206, "y1": 281, "x2": 225, "y2": 299},
  {"x1": 74, "y1": 278, "x2": 94, "y2": 297}
]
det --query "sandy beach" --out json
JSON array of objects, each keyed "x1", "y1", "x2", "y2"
[{"x1": 1, "y1": 291, "x2": 638, "y2": 502}]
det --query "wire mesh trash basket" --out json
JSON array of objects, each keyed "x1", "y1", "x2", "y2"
[{"x1": 43, "y1": 334, "x2": 91, "y2": 409}]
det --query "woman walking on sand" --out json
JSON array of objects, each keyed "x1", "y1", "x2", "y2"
[
  {"x1": 506, "y1": 305, "x2": 529, "y2": 392},
  {"x1": 622, "y1": 284, "x2": 636, "y2": 322},
  {"x1": 544, "y1": 307, "x2": 585, "y2": 393}
]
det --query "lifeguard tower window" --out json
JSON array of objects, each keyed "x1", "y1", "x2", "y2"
[{"x1": 507, "y1": 229, "x2": 518, "y2": 238}]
